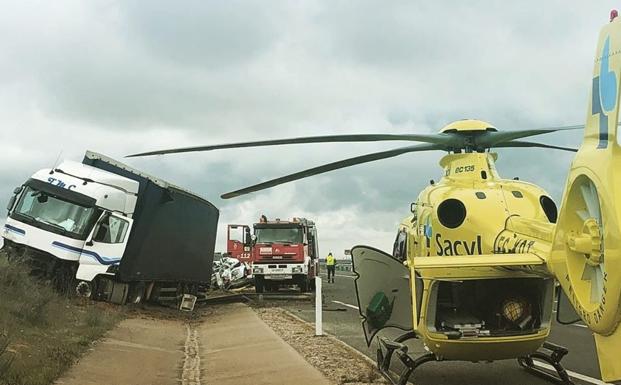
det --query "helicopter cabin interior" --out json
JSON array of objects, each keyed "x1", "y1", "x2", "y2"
[{"x1": 426, "y1": 277, "x2": 555, "y2": 338}]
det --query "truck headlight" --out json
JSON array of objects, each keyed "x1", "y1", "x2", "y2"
[
  {"x1": 253, "y1": 267, "x2": 264, "y2": 274},
  {"x1": 292, "y1": 266, "x2": 303, "y2": 273}
]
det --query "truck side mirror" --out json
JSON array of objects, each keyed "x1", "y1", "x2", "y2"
[
  {"x1": 86, "y1": 224, "x2": 99, "y2": 246},
  {"x1": 13, "y1": 186, "x2": 22, "y2": 195},
  {"x1": 92, "y1": 213, "x2": 113, "y2": 243},
  {"x1": 6, "y1": 196, "x2": 16, "y2": 212},
  {"x1": 244, "y1": 228, "x2": 251, "y2": 245},
  {"x1": 251, "y1": 234, "x2": 257, "y2": 245},
  {"x1": 85, "y1": 228, "x2": 95, "y2": 246},
  {"x1": 87, "y1": 212, "x2": 111, "y2": 246}
]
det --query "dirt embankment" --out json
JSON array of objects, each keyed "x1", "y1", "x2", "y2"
[{"x1": 0, "y1": 255, "x2": 122, "y2": 385}]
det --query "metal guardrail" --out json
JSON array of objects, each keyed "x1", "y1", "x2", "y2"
[{"x1": 319, "y1": 262, "x2": 353, "y2": 272}]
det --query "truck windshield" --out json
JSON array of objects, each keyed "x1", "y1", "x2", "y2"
[
  {"x1": 255, "y1": 227, "x2": 303, "y2": 244},
  {"x1": 12, "y1": 186, "x2": 102, "y2": 240}
]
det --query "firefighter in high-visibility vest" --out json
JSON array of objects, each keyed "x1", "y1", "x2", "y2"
[{"x1": 326, "y1": 252, "x2": 336, "y2": 283}]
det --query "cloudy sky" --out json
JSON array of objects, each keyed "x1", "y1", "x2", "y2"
[{"x1": 0, "y1": 1, "x2": 617, "y2": 257}]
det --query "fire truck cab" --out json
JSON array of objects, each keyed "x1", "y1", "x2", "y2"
[{"x1": 227, "y1": 218, "x2": 319, "y2": 293}]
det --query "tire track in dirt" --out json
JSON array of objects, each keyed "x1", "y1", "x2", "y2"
[{"x1": 181, "y1": 324, "x2": 202, "y2": 385}]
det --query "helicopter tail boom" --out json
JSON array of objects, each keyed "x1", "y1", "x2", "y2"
[
  {"x1": 549, "y1": 15, "x2": 621, "y2": 382},
  {"x1": 594, "y1": 329, "x2": 621, "y2": 381}
]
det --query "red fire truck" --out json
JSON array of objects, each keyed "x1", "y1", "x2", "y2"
[{"x1": 226, "y1": 217, "x2": 319, "y2": 293}]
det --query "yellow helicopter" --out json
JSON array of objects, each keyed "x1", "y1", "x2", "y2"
[{"x1": 128, "y1": 13, "x2": 621, "y2": 385}]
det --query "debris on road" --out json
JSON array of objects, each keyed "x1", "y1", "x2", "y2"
[
  {"x1": 211, "y1": 256, "x2": 252, "y2": 290},
  {"x1": 242, "y1": 291, "x2": 314, "y2": 302},
  {"x1": 322, "y1": 307, "x2": 348, "y2": 312},
  {"x1": 256, "y1": 307, "x2": 387, "y2": 385},
  {"x1": 201, "y1": 290, "x2": 246, "y2": 305},
  {"x1": 180, "y1": 294, "x2": 198, "y2": 311}
]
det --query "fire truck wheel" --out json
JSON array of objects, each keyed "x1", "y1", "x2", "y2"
[
  {"x1": 266, "y1": 282, "x2": 279, "y2": 292},
  {"x1": 255, "y1": 276, "x2": 265, "y2": 293},
  {"x1": 299, "y1": 278, "x2": 309, "y2": 293}
]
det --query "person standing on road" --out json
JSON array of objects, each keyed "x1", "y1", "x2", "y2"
[{"x1": 326, "y1": 252, "x2": 336, "y2": 283}]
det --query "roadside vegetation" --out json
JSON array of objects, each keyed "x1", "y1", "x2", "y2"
[{"x1": 0, "y1": 251, "x2": 123, "y2": 385}]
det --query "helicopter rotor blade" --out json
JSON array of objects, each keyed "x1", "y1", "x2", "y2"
[
  {"x1": 576, "y1": 209, "x2": 590, "y2": 221},
  {"x1": 580, "y1": 182, "x2": 601, "y2": 223},
  {"x1": 594, "y1": 266, "x2": 605, "y2": 303},
  {"x1": 491, "y1": 140, "x2": 578, "y2": 152},
  {"x1": 221, "y1": 143, "x2": 443, "y2": 199},
  {"x1": 126, "y1": 133, "x2": 449, "y2": 158},
  {"x1": 479, "y1": 124, "x2": 583, "y2": 147}
]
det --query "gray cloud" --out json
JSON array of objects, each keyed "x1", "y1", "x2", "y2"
[
  {"x1": 121, "y1": 0, "x2": 283, "y2": 69},
  {"x1": 0, "y1": 0, "x2": 617, "y2": 256}
]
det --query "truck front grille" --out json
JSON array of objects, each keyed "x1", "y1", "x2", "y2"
[{"x1": 260, "y1": 255, "x2": 293, "y2": 261}]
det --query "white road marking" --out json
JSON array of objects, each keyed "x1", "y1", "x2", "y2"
[
  {"x1": 332, "y1": 300, "x2": 359, "y2": 310},
  {"x1": 532, "y1": 361, "x2": 611, "y2": 385}
]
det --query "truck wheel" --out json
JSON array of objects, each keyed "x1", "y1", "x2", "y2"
[
  {"x1": 299, "y1": 278, "x2": 308, "y2": 293},
  {"x1": 268, "y1": 282, "x2": 280, "y2": 292},
  {"x1": 109, "y1": 282, "x2": 129, "y2": 305},
  {"x1": 255, "y1": 277, "x2": 265, "y2": 293},
  {"x1": 76, "y1": 280, "x2": 94, "y2": 298}
]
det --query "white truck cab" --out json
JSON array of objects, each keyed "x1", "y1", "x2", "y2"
[
  {"x1": 3, "y1": 151, "x2": 219, "y2": 305},
  {"x1": 4, "y1": 160, "x2": 138, "y2": 283}
]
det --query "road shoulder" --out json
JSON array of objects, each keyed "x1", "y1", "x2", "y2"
[
  {"x1": 255, "y1": 306, "x2": 387, "y2": 385},
  {"x1": 54, "y1": 317, "x2": 185, "y2": 385},
  {"x1": 199, "y1": 302, "x2": 331, "y2": 385}
]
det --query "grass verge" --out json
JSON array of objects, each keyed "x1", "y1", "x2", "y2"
[{"x1": 0, "y1": 251, "x2": 123, "y2": 385}]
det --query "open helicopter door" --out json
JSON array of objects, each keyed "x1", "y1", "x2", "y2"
[
  {"x1": 549, "y1": 16, "x2": 621, "y2": 383},
  {"x1": 351, "y1": 245, "x2": 414, "y2": 345}
]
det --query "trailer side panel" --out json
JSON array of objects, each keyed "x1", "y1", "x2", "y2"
[{"x1": 82, "y1": 153, "x2": 218, "y2": 283}]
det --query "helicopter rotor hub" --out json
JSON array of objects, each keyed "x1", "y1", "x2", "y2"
[{"x1": 567, "y1": 218, "x2": 602, "y2": 266}]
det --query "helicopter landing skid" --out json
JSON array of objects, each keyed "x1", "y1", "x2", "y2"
[
  {"x1": 376, "y1": 332, "x2": 435, "y2": 385},
  {"x1": 517, "y1": 342, "x2": 574, "y2": 385}
]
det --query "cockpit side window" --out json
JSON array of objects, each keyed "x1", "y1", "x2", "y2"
[{"x1": 392, "y1": 230, "x2": 408, "y2": 261}]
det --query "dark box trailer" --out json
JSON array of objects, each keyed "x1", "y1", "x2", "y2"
[{"x1": 82, "y1": 151, "x2": 219, "y2": 284}]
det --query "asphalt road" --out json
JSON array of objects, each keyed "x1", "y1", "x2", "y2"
[{"x1": 283, "y1": 272, "x2": 617, "y2": 385}]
